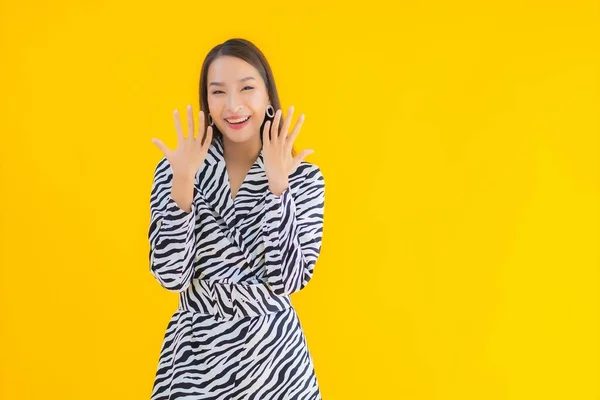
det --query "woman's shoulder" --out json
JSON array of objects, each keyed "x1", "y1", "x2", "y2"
[
  {"x1": 151, "y1": 156, "x2": 211, "y2": 184},
  {"x1": 290, "y1": 160, "x2": 324, "y2": 192}
]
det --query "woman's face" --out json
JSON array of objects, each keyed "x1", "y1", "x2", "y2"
[{"x1": 207, "y1": 55, "x2": 270, "y2": 144}]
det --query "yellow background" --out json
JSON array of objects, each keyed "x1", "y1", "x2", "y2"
[{"x1": 1, "y1": 1, "x2": 598, "y2": 399}]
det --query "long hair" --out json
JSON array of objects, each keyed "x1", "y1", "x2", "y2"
[{"x1": 199, "y1": 38, "x2": 295, "y2": 155}]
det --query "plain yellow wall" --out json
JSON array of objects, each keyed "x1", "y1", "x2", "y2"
[{"x1": 1, "y1": 1, "x2": 598, "y2": 399}]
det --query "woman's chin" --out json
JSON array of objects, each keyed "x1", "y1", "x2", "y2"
[{"x1": 221, "y1": 128, "x2": 257, "y2": 144}]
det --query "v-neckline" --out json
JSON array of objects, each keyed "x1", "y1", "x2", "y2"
[
  {"x1": 202, "y1": 136, "x2": 269, "y2": 229},
  {"x1": 224, "y1": 165, "x2": 248, "y2": 202},
  {"x1": 221, "y1": 148, "x2": 265, "y2": 204}
]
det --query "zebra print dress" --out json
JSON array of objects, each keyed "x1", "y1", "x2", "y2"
[{"x1": 148, "y1": 135, "x2": 325, "y2": 399}]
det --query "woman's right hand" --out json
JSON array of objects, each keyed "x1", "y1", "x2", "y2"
[{"x1": 152, "y1": 105, "x2": 213, "y2": 180}]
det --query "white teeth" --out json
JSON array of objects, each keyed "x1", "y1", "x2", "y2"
[{"x1": 226, "y1": 116, "x2": 250, "y2": 124}]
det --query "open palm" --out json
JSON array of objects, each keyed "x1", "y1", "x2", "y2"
[
  {"x1": 262, "y1": 106, "x2": 313, "y2": 188},
  {"x1": 152, "y1": 105, "x2": 213, "y2": 180}
]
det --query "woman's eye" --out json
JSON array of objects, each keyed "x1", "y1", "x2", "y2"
[{"x1": 211, "y1": 87, "x2": 252, "y2": 95}]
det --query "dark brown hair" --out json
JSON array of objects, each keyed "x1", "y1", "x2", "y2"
[{"x1": 199, "y1": 38, "x2": 295, "y2": 155}]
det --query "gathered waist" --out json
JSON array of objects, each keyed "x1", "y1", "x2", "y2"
[{"x1": 177, "y1": 279, "x2": 292, "y2": 320}]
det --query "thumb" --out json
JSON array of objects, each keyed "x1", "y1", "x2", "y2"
[
  {"x1": 152, "y1": 138, "x2": 170, "y2": 157},
  {"x1": 293, "y1": 149, "x2": 314, "y2": 170},
  {"x1": 295, "y1": 149, "x2": 314, "y2": 163}
]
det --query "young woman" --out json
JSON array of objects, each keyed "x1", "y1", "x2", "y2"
[{"x1": 148, "y1": 38, "x2": 325, "y2": 399}]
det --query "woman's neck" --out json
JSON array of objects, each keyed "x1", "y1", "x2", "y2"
[{"x1": 222, "y1": 134, "x2": 262, "y2": 166}]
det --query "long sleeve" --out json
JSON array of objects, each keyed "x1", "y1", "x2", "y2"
[
  {"x1": 263, "y1": 165, "x2": 325, "y2": 296},
  {"x1": 148, "y1": 158, "x2": 197, "y2": 293}
]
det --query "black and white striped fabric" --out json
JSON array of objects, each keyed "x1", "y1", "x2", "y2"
[{"x1": 148, "y1": 135, "x2": 325, "y2": 399}]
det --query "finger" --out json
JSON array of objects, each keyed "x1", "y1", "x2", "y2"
[
  {"x1": 286, "y1": 113, "x2": 305, "y2": 152},
  {"x1": 187, "y1": 105, "x2": 194, "y2": 139},
  {"x1": 198, "y1": 110, "x2": 205, "y2": 139},
  {"x1": 202, "y1": 125, "x2": 213, "y2": 150},
  {"x1": 263, "y1": 120, "x2": 271, "y2": 145},
  {"x1": 152, "y1": 138, "x2": 170, "y2": 157},
  {"x1": 296, "y1": 149, "x2": 314, "y2": 160},
  {"x1": 173, "y1": 109, "x2": 184, "y2": 142},
  {"x1": 271, "y1": 109, "x2": 282, "y2": 142},
  {"x1": 293, "y1": 149, "x2": 314, "y2": 169},
  {"x1": 279, "y1": 105, "x2": 294, "y2": 143}
]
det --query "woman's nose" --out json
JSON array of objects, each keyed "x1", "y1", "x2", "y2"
[{"x1": 226, "y1": 93, "x2": 243, "y2": 111}]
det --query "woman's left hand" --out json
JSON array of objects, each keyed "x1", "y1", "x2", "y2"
[{"x1": 262, "y1": 106, "x2": 314, "y2": 195}]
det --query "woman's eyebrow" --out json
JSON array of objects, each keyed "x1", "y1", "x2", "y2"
[{"x1": 209, "y1": 76, "x2": 256, "y2": 87}]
